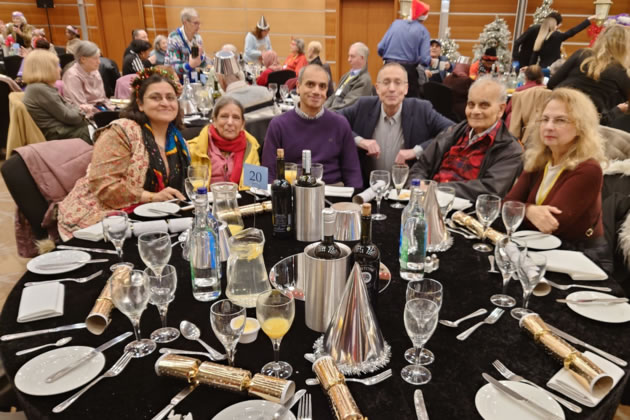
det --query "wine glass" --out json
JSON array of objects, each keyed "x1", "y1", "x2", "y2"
[
  {"x1": 102, "y1": 211, "x2": 130, "y2": 271},
  {"x1": 310, "y1": 163, "x2": 324, "y2": 183},
  {"x1": 436, "y1": 185, "x2": 456, "y2": 222},
  {"x1": 185, "y1": 177, "x2": 205, "y2": 202},
  {"x1": 210, "y1": 299, "x2": 246, "y2": 366},
  {"x1": 256, "y1": 290, "x2": 295, "y2": 378},
  {"x1": 401, "y1": 298, "x2": 439, "y2": 385},
  {"x1": 391, "y1": 164, "x2": 409, "y2": 209},
  {"x1": 279, "y1": 85, "x2": 289, "y2": 103},
  {"x1": 188, "y1": 165, "x2": 209, "y2": 184},
  {"x1": 473, "y1": 194, "x2": 501, "y2": 252},
  {"x1": 138, "y1": 231, "x2": 172, "y2": 277},
  {"x1": 110, "y1": 269, "x2": 156, "y2": 358},
  {"x1": 502, "y1": 201, "x2": 526, "y2": 238},
  {"x1": 268, "y1": 83, "x2": 278, "y2": 101},
  {"x1": 195, "y1": 88, "x2": 212, "y2": 119},
  {"x1": 370, "y1": 170, "x2": 391, "y2": 221},
  {"x1": 491, "y1": 237, "x2": 519, "y2": 308},
  {"x1": 284, "y1": 162, "x2": 297, "y2": 185},
  {"x1": 511, "y1": 251, "x2": 546, "y2": 320},
  {"x1": 145, "y1": 264, "x2": 179, "y2": 343},
  {"x1": 404, "y1": 279, "x2": 442, "y2": 365}
]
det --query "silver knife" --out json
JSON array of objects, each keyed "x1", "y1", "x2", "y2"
[
  {"x1": 557, "y1": 298, "x2": 628, "y2": 304},
  {"x1": 482, "y1": 373, "x2": 563, "y2": 420},
  {"x1": 151, "y1": 383, "x2": 198, "y2": 420},
  {"x1": 45, "y1": 331, "x2": 132, "y2": 383},
  {"x1": 546, "y1": 323, "x2": 627, "y2": 367},
  {"x1": 147, "y1": 208, "x2": 182, "y2": 217},
  {"x1": 0, "y1": 322, "x2": 87, "y2": 341},
  {"x1": 56, "y1": 245, "x2": 118, "y2": 255},
  {"x1": 414, "y1": 389, "x2": 429, "y2": 420},
  {"x1": 37, "y1": 259, "x2": 109, "y2": 269}
]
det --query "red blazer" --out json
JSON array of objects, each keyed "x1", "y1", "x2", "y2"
[
  {"x1": 256, "y1": 68, "x2": 273, "y2": 86},
  {"x1": 504, "y1": 159, "x2": 603, "y2": 241}
]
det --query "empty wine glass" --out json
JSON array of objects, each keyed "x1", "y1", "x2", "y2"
[
  {"x1": 404, "y1": 279, "x2": 442, "y2": 365},
  {"x1": 195, "y1": 88, "x2": 212, "y2": 118},
  {"x1": 279, "y1": 85, "x2": 289, "y2": 102},
  {"x1": 491, "y1": 237, "x2": 519, "y2": 308},
  {"x1": 256, "y1": 290, "x2": 295, "y2": 378},
  {"x1": 401, "y1": 298, "x2": 439, "y2": 385},
  {"x1": 311, "y1": 163, "x2": 324, "y2": 183},
  {"x1": 138, "y1": 231, "x2": 172, "y2": 277},
  {"x1": 511, "y1": 251, "x2": 546, "y2": 320},
  {"x1": 391, "y1": 164, "x2": 409, "y2": 209},
  {"x1": 436, "y1": 185, "x2": 456, "y2": 222},
  {"x1": 185, "y1": 177, "x2": 205, "y2": 202},
  {"x1": 188, "y1": 165, "x2": 209, "y2": 184},
  {"x1": 473, "y1": 194, "x2": 501, "y2": 252},
  {"x1": 370, "y1": 170, "x2": 391, "y2": 221},
  {"x1": 110, "y1": 269, "x2": 156, "y2": 358},
  {"x1": 268, "y1": 83, "x2": 278, "y2": 101},
  {"x1": 102, "y1": 211, "x2": 130, "y2": 271},
  {"x1": 210, "y1": 299, "x2": 246, "y2": 366},
  {"x1": 145, "y1": 264, "x2": 179, "y2": 343},
  {"x1": 502, "y1": 201, "x2": 526, "y2": 238}
]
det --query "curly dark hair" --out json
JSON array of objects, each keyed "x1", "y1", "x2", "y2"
[{"x1": 120, "y1": 72, "x2": 183, "y2": 129}]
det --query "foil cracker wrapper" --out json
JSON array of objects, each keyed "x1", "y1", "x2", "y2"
[
  {"x1": 313, "y1": 356, "x2": 366, "y2": 419},
  {"x1": 85, "y1": 266, "x2": 129, "y2": 334},
  {"x1": 451, "y1": 211, "x2": 506, "y2": 244}
]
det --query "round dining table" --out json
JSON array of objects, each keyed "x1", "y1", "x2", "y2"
[{"x1": 0, "y1": 194, "x2": 628, "y2": 419}]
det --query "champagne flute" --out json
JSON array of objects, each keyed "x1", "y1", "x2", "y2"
[
  {"x1": 404, "y1": 278, "x2": 442, "y2": 365},
  {"x1": 391, "y1": 164, "x2": 409, "y2": 209},
  {"x1": 370, "y1": 170, "x2": 391, "y2": 221},
  {"x1": 279, "y1": 84, "x2": 289, "y2": 103},
  {"x1": 502, "y1": 201, "x2": 526, "y2": 238},
  {"x1": 210, "y1": 299, "x2": 246, "y2": 366},
  {"x1": 110, "y1": 269, "x2": 156, "y2": 358},
  {"x1": 401, "y1": 298, "x2": 439, "y2": 385},
  {"x1": 511, "y1": 251, "x2": 546, "y2": 320},
  {"x1": 436, "y1": 185, "x2": 456, "y2": 222},
  {"x1": 491, "y1": 237, "x2": 518, "y2": 308},
  {"x1": 102, "y1": 211, "x2": 130, "y2": 271},
  {"x1": 145, "y1": 265, "x2": 179, "y2": 343},
  {"x1": 256, "y1": 290, "x2": 295, "y2": 379},
  {"x1": 284, "y1": 162, "x2": 297, "y2": 185},
  {"x1": 473, "y1": 194, "x2": 501, "y2": 252},
  {"x1": 268, "y1": 83, "x2": 278, "y2": 101},
  {"x1": 138, "y1": 231, "x2": 172, "y2": 277}
]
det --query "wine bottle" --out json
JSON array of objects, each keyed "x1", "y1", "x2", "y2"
[
  {"x1": 353, "y1": 203, "x2": 380, "y2": 306},
  {"x1": 271, "y1": 148, "x2": 293, "y2": 238},
  {"x1": 191, "y1": 39, "x2": 199, "y2": 59},
  {"x1": 296, "y1": 150, "x2": 317, "y2": 187},
  {"x1": 212, "y1": 79, "x2": 222, "y2": 102},
  {"x1": 314, "y1": 209, "x2": 342, "y2": 259}
]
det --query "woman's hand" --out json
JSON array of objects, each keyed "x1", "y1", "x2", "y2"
[
  {"x1": 151, "y1": 187, "x2": 186, "y2": 202},
  {"x1": 525, "y1": 205, "x2": 562, "y2": 234}
]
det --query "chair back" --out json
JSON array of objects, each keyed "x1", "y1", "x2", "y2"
[
  {"x1": 54, "y1": 45, "x2": 66, "y2": 56},
  {"x1": 58, "y1": 54, "x2": 75, "y2": 71},
  {"x1": 245, "y1": 115, "x2": 274, "y2": 158},
  {"x1": 267, "y1": 70, "x2": 296, "y2": 87},
  {"x1": 114, "y1": 74, "x2": 136, "y2": 99},
  {"x1": 99, "y1": 57, "x2": 121, "y2": 98},
  {"x1": 0, "y1": 76, "x2": 20, "y2": 153},
  {"x1": 6, "y1": 92, "x2": 46, "y2": 158},
  {"x1": 422, "y1": 81, "x2": 457, "y2": 120},
  {"x1": 93, "y1": 110, "x2": 120, "y2": 128},
  {"x1": 508, "y1": 87, "x2": 551, "y2": 143},
  {"x1": 3, "y1": 56, "x2": 22, "y2": 80}
]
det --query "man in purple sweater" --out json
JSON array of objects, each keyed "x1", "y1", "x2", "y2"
[{"x1": 262, "y1": 64, "x2": 363, "y2": 188}]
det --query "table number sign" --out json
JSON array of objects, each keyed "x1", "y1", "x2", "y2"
[{"x1": 243, "y1": 164, "x2": 268, "y2": 191}]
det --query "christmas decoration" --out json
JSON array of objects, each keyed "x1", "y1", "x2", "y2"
[
  {"x1": 533, "y1": 0, "x2": 557, "y2": 25},
  {"x1": 473, "y1": 17, "x2": 512, "y2": 69},
  {"x1": 439, "y1": 28, "x2": 460, "y2": 62}
]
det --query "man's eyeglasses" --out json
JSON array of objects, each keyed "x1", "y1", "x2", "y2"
[{"x1": 377, "y1": 79, "x2": 408, "y2": 87}]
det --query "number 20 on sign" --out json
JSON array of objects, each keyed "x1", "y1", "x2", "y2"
[{"x1": 243, "y1": 164, "x2": 268, "y2": 190}]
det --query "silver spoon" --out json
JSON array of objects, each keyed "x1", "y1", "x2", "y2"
[
  {"x1": 439, "y1": 308, "x2": 488, "y2": 327},
  {"x1": 16, "y1": 337, "x2": 73, "y2": 356},
  {"x1": 171, "y1": 230, "x2": 189, "y2": 248},
  {"x1": 179, "y1": 321, "x2": 226, "y2": 360}
]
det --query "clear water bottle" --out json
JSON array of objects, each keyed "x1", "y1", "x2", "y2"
[
  {"x1": 190, "y1": 187, "x2": 221, "y2": 301},
  {"x1": 516, "y1": 69, "x2": 526, "y2": 88},
  {"x1": 399, "y1": 182, "x2": 427, "y2": 281},
  {"x1": 399, "y1": 179, "x2": 421, "y2": 251}
]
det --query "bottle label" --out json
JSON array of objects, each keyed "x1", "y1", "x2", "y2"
[
  {"x1": 272, "y1": 214, "x2": 291, "y2": 232},
  {"x1": 361, "y1": 271, "x2": 372, "y2": 283}
]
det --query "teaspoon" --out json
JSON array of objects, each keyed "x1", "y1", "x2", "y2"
[
  {"x1": 16, "y1": 337, "x2": 73, "y2": 356},
  {"x1": 179, "y1": 320, "x2": 226, "y2": 360}
]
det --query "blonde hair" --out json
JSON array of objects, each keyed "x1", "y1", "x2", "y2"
[
  {"x1": 22, "y1": 49, "x2": 59, "y2": 85},
  {"x1": 580, "y1": 25, "x2": 630, "y2": 81},
  {"x1": 533, "y1": 17, "x2": 558, "y2": 52},
  {"x1": 524, "y1": 88, "x2": 606, "y2": 172}
]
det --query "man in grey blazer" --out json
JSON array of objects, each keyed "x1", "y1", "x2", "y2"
[{"x1": 324, "y1": 42, "x2": 373, "y2": 111}]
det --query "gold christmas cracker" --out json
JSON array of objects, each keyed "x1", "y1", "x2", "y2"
[
  {"x1": 154, "y1": 354, "x2": 200, "y2": 382},
  {"x1": 313, "y1": 356, "x2": 366, "y2": 420},
  {"x1": 196, "y1": 360, "x2": 251, "y2": 392},
  {"x1": 248, "y1": 374, "x2": 295, "y2": 404},
  {"x1": 85, "y1": 266, "x2": 129, "y2": 334},
  {"x1": 451, "y1": 211, "x2": 506, "y2": 244},
  {"x1": 313, "y1": 356, "x2": 345, "y2": 391}
]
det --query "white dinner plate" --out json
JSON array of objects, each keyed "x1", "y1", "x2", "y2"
[
  {"x1": 476, "y1": 380, "x2": 565, "y2": 420},
  {"x1": 513, "y1": 230, "x2": 562, "y2": 250},
  {"x1": 27, "y1": 250, "x2": 91, "y2": 275},
  {"x1": 388, "y1": 188, "x2": 410, "y2": 201},
  {"x1": 212, "y1": 400, "x2": 296, "y2": 420},
  {"x1": 565, "y1": 291, "x2": 630, "y2": 323},
  {"x1": 14, "y1": 346, "x2": 106, "y2": 396},
  {"x1": 134, "y1": 202, "x2": 181, "y2": 218}
]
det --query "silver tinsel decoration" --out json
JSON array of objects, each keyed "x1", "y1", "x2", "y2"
[
  {"x1": 439, "y1": 27, "x2": 460, "y2": 62},
  {"x1": 473, "y1": 16, "x2": 513, "y2": 69},
  {"x1": 533, "y1": 0, "x2": 557, "y2": 25},
  {"x1": 313, "y1": 336, "x2": 391, "y2": 376}
]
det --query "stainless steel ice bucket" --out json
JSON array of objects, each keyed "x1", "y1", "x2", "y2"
[
  {"x1": 330, "y1": 202, "x2": 361, "y2": 241},
  {"x1": 294, "y1": 182, "x2": 325, "y2": 242}
]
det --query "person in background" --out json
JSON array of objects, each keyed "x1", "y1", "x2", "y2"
[
  {"x1": 4, "y1": 11, "x2": 33, "y2": 48},
  {"x1": 504, "y1": 64, "x2": 546, "y2": 126},
  {"x1": 62, "y1": 40, "x2": 112, "y2": 117},
  {"x1": 306, "y1": 41, "x2": 334, "y2": 97},
  {"x1": 469, "y1": 47, "x2": 498, "y2": 79},
  {"x1": 443, "y1": 62, "x2": 473, "y2": 122},
  {"x1": 325, "y1": 42, "x2": 372, "y2": 111},
  {"x1": 58, "y1": 69, "x2": 189, "y2": 240},
  {"x1": 151, "y1": 35, "x2": 168, "y2": 66},
  {"x1": 122, "y1": 29, "x2": 149, "y2": 63},
  {"x1": 256, "y1": 50, "x2": 282, "y2": 86},
  {"x1": 244, "y1": 16, "x2": 271, "y2": 64},
  {"x1": 65, "y1": 25, "x2": 81, "y2": 55},
  {"x1": 188, "y1": 97, "x2": 260, "y2": 189},
  {"x1": 424, "y1": 39, "x2": 452, "y2": 82},
  {"x1": 22, "y1": 49, "x2": 91, "y2": 143},
  {"x1": 283, "y1": 38, "x2": 307, "y2": 76},
  {"x1": 123, "y1": 39, "x2": 151, "y2": 75},
  {"x1": 168, "y1": 8, "x2": 206, "y2": 81}
]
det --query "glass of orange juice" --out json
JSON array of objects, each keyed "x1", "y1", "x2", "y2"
[
  {"x1": 284, "y1": 162, "x2": 297, "y2": 185},
  {"x1": 256, "y1": 290, "x2": 295, "y2": 378}
]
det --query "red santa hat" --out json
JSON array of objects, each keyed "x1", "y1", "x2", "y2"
[{"x1": 411, "y1": 0, "x2": 430, "y2": 21}]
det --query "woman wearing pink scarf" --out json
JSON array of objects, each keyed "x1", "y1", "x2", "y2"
[{"x1": 256, "y1": 50, "x2": 282, "y2": 86}]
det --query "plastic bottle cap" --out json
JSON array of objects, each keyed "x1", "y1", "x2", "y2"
[
  {"x1": 197, "y1": 186, "x2": 208, "y2": 194},
  {"x1": 410, "y1": 179, "x2": 421, "y2": 186}
]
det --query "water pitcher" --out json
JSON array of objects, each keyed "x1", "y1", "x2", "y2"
[
  {"x1": 226, "y1": 228, "x2": 270, "y2": 308},
  {"x1": 211, "y1": 182, "x2": 244, "y2": 235}
]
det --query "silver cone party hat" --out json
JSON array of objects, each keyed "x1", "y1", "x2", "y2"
[
  {"x1": 317, "y1": 263, "x2": 390, "y2": 375},
  {"x1": 422, "y1": 180, "x2": 450, "y2": 252},
  {"x1": 215, "y1": 50, "x2": 240, "y2": 76},
  {"x1": 256, "y1": 15, "x2": 269, "y2": 30}
]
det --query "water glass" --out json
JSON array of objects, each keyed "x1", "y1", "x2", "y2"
[
  {"x1": 110, "y1": 269, "x2": 156, "y2": 358},
  {"x1": 188, "y1": 165, "x2": 209, "y2": 184},
  {"x1": 436, "y1": 186, "x2": 456, "y2": 221},
  {"x1": 490, "y1": 237, "x2": 519, "y2": 308},
  {"x1": 268, "y1": 83, "x2": 278, "y2": 100},
  {"x1": 401, "y1": 298, "x2": 439, "y2": 385},
  {"x1": 210, "y1": 299, "x2": 246, "y2": 366},
  {"x1": 404, "y1": 279, "x2": 442, "y2": 365},
  {"x1": 145, "y1": 265, "x2": 179, "y2": 343},
  {"x1": 370, "y1": 170, "x2": 391, "y2": 221},
  {"x1": 195, "y1": 88, "x2": 212, "y2": 118},
  {"x1": 502, "y1": 201, "x2": 526, "y2": 237},
  {"x1": 185, "y1": 177, "x2": 206, "y2": 202},
  {"x1": 511, "y1": 251, "x2": 546, "y2": 320},
  {"x1": 310, "y1": 163, "x2": 324, "y2": 183},
  {"x1": 256, "y1": 290, "x2": 295, "y2": 378},
  {"x1": 138, "y1": 232, "x2": 172, "y2": 277},
  {"x1": 473, "y1": 194, "x2": 501, "y2": 252},
  {"x1": 279, "y1": 85, "x2": 289, "y2": 102},
  {"x1": 102, "y1": 211, "x2": 130, "y2": 271},
  {"x1": 391, "y1": 164, "x2": 409, "y2": 209}
]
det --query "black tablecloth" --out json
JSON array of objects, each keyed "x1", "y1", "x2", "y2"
[{"x1": 1, "y1": 195, "x2": 629, "y2": 420}]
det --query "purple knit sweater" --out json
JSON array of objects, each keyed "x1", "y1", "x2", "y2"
[{"x1": 261, "y1": 109, "x2": 363, "y2": 188}]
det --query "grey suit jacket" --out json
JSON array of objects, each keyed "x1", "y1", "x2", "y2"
[{"x1": 324, "y1": 68, "x2": 373, "y2": 111}]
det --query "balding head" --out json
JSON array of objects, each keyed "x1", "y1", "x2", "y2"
[
  {"x1": 348, "y1": 42, "x2": 368, "y2": 70},
  {"x1": 465, "y1": 76, "x2": 507, "y2": 133}
]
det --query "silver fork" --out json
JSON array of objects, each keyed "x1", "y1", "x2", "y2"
[
  {"x1": 544, "y1": 279, "x2": 612, "y2": 292},
  {"x1": 297, "y1": 393, "x2": 312, "y2": 420},
  {"x1": 24, "y1": 270, "x2": 103, "y2": 287},
  {"x1": 492, "y1": 360, "x2": 582, "y2": 413},
  {"x1": 53, "y1": 352, "x2": 133, "y2": 413},
  {"x1": 305, "y1": 369, "x2": 392, "y2": 386},
  {"x1": 456, "y1": 308, "x2": 504, "y2": 341}
]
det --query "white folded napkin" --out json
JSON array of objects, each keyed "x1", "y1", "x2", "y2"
[
  {"x1": 17, "y1": 283, "x2": 65, "y2": 323},
  {"x1": 352, "y1": 181, "x2": 384, "y2": 204},
  {"x1": 547, "y1": 351, "x2": 624, "y2": 407},
  {"x1": 537, "y1": 250, "x2": 608, "y2": 280},
  {"x1": 168, "y1": 218, "x2": 193, "y2": 233},
  {"x1": 132, "y1": 220, "x2": 168, "y2": 237},
  {"x1": 73, "y1": 223, "x2": 133, "y2": 242},
  {"x1": 325, "y1": 186, "x2": 354, "y2": 198}
]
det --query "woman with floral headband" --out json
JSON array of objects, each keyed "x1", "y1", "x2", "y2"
[
  {"x1": 4, "y1": 11, "x2": 33, "y2": 48},
  {"x1": 57, "y1": 68, "x2": 190, "y2": 240},
  {"x1": 65, "y1": 25, "x2": 80, "y2": 55}
]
